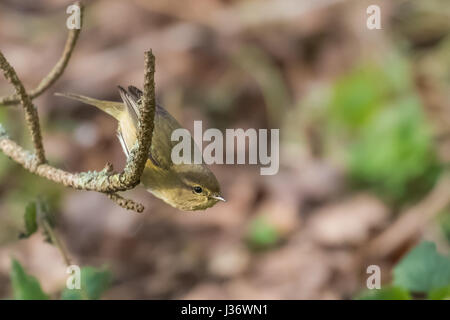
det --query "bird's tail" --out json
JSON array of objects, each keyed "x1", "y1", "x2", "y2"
[{"x1": 55, "y1": 92, "x2": 124, "y2": 120}]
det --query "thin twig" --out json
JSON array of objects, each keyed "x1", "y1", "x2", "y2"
[
  {"x1": 0, "y1": 2, "x2": 84, "y2": 106},
  {"x1": 41, "y1": 219, "x2": 72, "y2": 266},
  {"x1": 106, "y1": 193, "x2": 145, "y2": 213},
  {"x1": 0, "y1": 52, "x2": 46, "y2": 164}
]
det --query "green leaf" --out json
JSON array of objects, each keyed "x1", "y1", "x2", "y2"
[
  {"x1": 61, "y1": 266, "x2": 111, "y2": 300},
  {"x1": 328, "y1": 56, "x2": 411, "y2": 133},
  {"x1": 246, "y1": 217, "x2": 279, "y2": 250},
  {"x1": 393, "y1": 241, "x2": 450, "y2": 293},
  {"x1": 357, "y1": 286, "x2": 412, "y2": 300},
  {"x1": 349, "y1": 96, "x2": 440, "y2": 203},
  {"x1": 19, "y1": 202, "x2": 38, "y2": 238},
  {"x1": 428, "y1": 286, "x2": 450, "y2": 300},
  {"x1": 330, "y1": 64, "x2": 387, "y2": 131},
  {"x1": 10, "y1": 259, "x2": 49, "y2": 300}
]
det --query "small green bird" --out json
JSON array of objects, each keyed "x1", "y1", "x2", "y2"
[{"x1": 56, "y1": 86, "x2": 225, "y2": 211}]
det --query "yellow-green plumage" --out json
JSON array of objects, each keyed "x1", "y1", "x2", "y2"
[{"x1": 56, "y1": 86, "x2": 224, "y2": 211}]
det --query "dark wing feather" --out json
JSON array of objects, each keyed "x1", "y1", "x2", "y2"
[
  {"x1": 118, "y1": 86, "x2": 139, "y2": 128},
  {"x1": 128, "y1": 85, "x2": 142, "y2": 101}
]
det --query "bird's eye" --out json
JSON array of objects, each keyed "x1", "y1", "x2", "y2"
[{"x1": 193, "y1": 186, "x2": 203, "y2": 194}]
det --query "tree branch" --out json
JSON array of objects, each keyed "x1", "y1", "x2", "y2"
[
  {"x1": 0, "y1": 52, "x2": 46, "y2": 164},
  {"x1": 0, "y1": 2, "x2": 84, "y2": 106},
  {"x1": 121, "y1": 51, "x2": 156, "y2": 187},
  {"x1": 0, "y1": 3, "x2": 156, "y2": 213}
]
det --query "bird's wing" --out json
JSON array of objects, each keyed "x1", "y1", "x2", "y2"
[{"x1": 119, "y1": 86, "x2": 189, "y2": 170}]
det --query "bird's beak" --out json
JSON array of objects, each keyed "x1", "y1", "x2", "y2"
[{"x1": 211, "y1": 195, "x2": 226, "y2": 202}]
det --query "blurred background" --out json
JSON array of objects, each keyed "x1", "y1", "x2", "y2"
[{"x1": 0, "y1": 0, "x2": 449, "y2": 299}]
